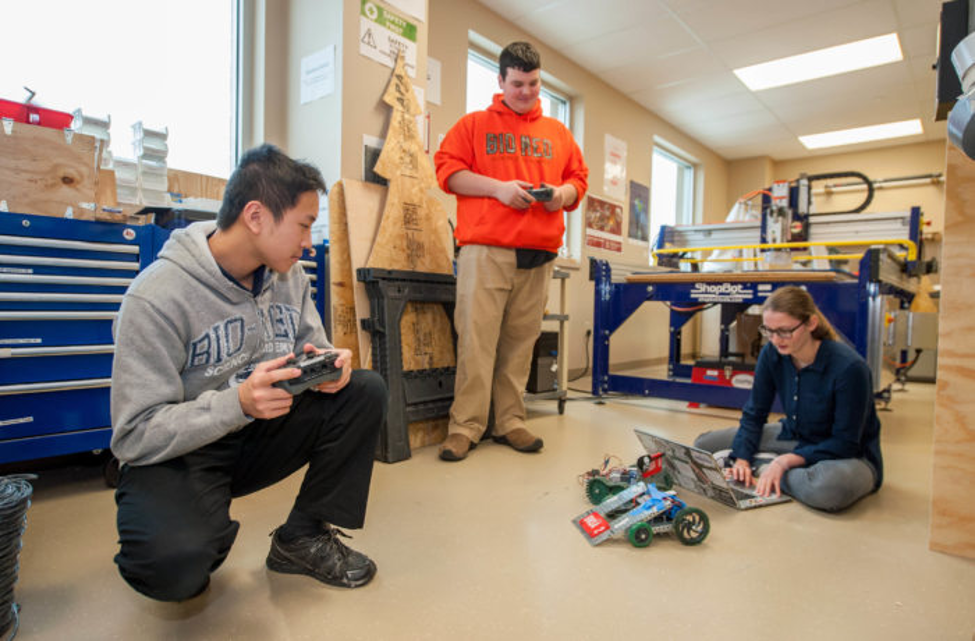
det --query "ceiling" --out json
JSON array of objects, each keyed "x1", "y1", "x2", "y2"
[{"x1": 474, "y1": 0, "x2": 949, "y2": 161}]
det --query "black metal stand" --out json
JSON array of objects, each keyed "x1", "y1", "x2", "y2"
[{"x1": 357, "y1": 268, "x2": 456, "y2": 462}]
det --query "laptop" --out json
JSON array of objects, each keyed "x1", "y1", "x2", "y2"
[{"x1": 633, "y1": 428, "x2": 791, "y2": 510}]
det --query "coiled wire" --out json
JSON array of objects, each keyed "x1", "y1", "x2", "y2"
[{"x1": 0, "y1": 476, "x2": 34, "y2": 640}]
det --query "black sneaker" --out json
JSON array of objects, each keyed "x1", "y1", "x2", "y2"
[{"x1": 266, "y1": 525, "x2": 377, "y2": 588}]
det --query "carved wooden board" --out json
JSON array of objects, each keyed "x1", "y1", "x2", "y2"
[{"x1": 368, "y1": 52, "x2": 456, "y2": 445}]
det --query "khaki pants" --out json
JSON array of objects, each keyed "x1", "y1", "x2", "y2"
[{"x1": 449, "y1": 245, "x2": 554, "y2": 441}]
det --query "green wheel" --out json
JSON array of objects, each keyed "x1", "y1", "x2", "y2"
[
  {"x1": 673, "y1": 507, "x2": 710, "y2": 546},
  {"x1": 585, "y1": 478, "x2": 612, "y2": 505},
  {"x1": 655, "y1": 471, "x2": 674, "y2": 492},
  {"x1": 628, "y1": 522, "x2": 653, "y2": 548}
]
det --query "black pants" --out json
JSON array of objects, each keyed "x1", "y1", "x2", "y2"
[{"x1": 114, "y1": 369, "x2": 387, "y2": 601}]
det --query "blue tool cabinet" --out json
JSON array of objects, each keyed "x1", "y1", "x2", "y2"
[
  {"x1": 0, "y1": 212, "x2": 163, "y2": 463},
  {"x1": 0, "y1": 211, "x2": 328, "y2": 465}
]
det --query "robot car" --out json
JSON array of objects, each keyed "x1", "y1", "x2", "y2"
[{"x1": 572, "y1": 481, "x2": 710, "y2": 548}]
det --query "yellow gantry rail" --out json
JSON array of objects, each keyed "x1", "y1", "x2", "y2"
[{"x1": 651, "y1": 239, "x2": 918, "y2": 264}]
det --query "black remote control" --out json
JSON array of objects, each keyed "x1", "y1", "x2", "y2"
[
  {"x1": 527, "y1": 186, "x2": 554, "y2": 202},
  {"x1": 273, "y1": 351, "x2": 342, "y2": 394}
]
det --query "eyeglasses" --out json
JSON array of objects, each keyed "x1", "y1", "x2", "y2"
[{"x1": 758, "y1": 321, "x2": 805, "y2": 339}]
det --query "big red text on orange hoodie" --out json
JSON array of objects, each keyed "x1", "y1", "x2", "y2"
[{"x1": 434, "y1": 94, "x2": 589, "y2": 253}]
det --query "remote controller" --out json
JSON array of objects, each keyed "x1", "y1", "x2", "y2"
[
  {"x1": 273, "y1": 351, "x2": 342, "y2": 394},
  {"x1": 527, "y1": 186, "x2": 554, "y2": 202}
]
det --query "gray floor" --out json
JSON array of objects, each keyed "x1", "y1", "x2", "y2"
[{"x1": 9, "y1": 381, "x2": 975, "y2": 640}]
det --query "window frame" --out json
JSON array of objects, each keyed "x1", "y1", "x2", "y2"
[{"x1": 649, "y1": 144, "x2": 697, "y2": 263}]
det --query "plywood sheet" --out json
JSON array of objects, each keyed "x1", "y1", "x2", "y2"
[
  {"x1": 167, "y1": 168, "x2": 227, "y2": 200},
  {"x1": 374, "y1": 53, "x2": 437, "y2": 190},
  {"x1": 96, "y1": 168, "x2": 118, "y2": 209},
  {"x1": 399, "y1": 301, "x2": 455, "y2": 370},
  {"x1": 409, "y1": 418, "x2": 449, "y2": 450},
  {"x1": 929, "y1": 143, "x2": 975, "y2": 559},
  {"x1": 0, "y1": 122, "x2": 98, "y2": 217},
  {"x1": 328, "y1": 181, "x2": 360, "y2": 365},
  {"x1": 366, "y1": 175, "x2": 453, "y2": 274},
  {"x1": 342, "y1": 178, "x2": 387, "y2": 367}
]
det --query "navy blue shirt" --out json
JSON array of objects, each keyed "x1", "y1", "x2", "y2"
[{"x1": 732, "y1": 339, "x2": 883, "y2": 488}]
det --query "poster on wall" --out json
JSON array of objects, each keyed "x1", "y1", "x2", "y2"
[
  {"x1": 627, "y1": 180, "x2": 649, "y2": 245},
  {"x1": 300, "y1": 46, "x2": 336, "y2": 105},
  {"x1": 603, "y1": 133, "x2": 627, "y2": 201},
  {"x1": 584, "y1": 194, "x2": 624, "y2": 253},
  {"x1": 359, "y1": 0, "x2": 418, "y2": 77}
]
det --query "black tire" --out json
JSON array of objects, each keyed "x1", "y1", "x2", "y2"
[
  {"x1": 628, "y1": 522, "x2": 653, "y2": 548},
  {"x1": 558, "y1": 398, "x2": 566, "y2": 415},
  {"x1": 673, "y1": 507, "x2": 710, "y2": 545}
]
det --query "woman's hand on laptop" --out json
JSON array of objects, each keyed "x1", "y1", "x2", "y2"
[
  {"x1": 754, "y1": 454, "x2": 805, "y2": 497},
  {"x1": 725, "y1": 458, "x2": 755, "y2": 487}
]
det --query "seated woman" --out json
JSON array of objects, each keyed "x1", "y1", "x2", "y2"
[{"x1": 694, "y1": 286, "x2": 882, "y2": 512}]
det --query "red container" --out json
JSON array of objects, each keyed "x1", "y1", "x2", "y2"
[
  {"x1": 691, "y1": 359, "x2": 755, "y2": 389},
  {"x1": 0, "y1": 98, "x2": 73, "y2": 129}
]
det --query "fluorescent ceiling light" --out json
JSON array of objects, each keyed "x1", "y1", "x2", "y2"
[
  {"x1": 799, "y1": 119, "x2": 923, "y2": 149},
  {"x1": 734, "y1": 33, "x2": 903, "y2": 91}
]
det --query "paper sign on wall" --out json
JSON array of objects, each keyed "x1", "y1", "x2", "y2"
[
  {"x1": 603, "y1": 133, "x2": 627, "y2": 201},
  {"x1": 300, "y1": 46, "x2": 336, "y2": 105},
  {"x1": 427, "y1": 57, "x2": 442, "y2": 105}
]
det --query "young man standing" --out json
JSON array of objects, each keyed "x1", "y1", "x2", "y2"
[
  {"x1": 111, "y1": 145, "x2": 387, "y2": 601},
  {"x1": 434, "y1": 42, "x2": 589, "y2": 461}
]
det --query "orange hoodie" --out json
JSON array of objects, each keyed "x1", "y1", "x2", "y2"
[{"x1": 434, "y1": 94, "x2": 589, "y2": 253}]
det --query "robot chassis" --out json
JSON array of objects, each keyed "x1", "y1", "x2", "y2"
[{"x1": 573, "y1": 481, "x2": 710, "y2": 548}]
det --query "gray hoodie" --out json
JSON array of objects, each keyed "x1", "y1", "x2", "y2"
[{"x1": 110, "y1": 221, "x2": 329, "y2": 465}]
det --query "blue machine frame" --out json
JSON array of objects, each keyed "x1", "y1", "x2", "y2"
[{"x1": 589, "y1": 209, "x2": 924, "y2": 408}]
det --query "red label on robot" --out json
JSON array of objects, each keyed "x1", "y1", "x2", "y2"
[{"x1": 578, "y1": 512, "x2": 611, "y2": 538}]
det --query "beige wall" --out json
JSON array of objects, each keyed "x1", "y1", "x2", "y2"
[
  {"x1": 773, "y1": 140, "x2": 947, "y2": 232},
  {"x1": 282, "y1": 0, "x2": 345, "y2": 187},
  {"x1": 726, "y1": 156, "x2": 775, "y2": 213},
  {"x1": 727, "y1": 141, "x2": 946, "y2": 228}
]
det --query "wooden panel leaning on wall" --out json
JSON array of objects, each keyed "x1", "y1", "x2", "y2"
[
  {"x1": 929, "y1": 142, "x2": 975, "y2": 559},
  {"x1": 0, "y1": 120, "x2": 227, "y2": 224},
  {"x1": 0, "y1": 122, "x2": 100, "y2": 219},
  {"x1": 167, "y1": 168, "x2": 227, "y2": 202}
]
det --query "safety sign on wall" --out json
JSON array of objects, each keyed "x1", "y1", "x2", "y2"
[{"x1": 360, "y1": 0, "x2": 418, "y2": 78}]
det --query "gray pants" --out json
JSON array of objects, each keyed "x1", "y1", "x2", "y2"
[{"x1": 694, "y1": 424, "x2": 878, "y2": 512}]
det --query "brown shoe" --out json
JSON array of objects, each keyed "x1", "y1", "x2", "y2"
[
  {"x1": 492, "y1": 427, "x2": 543, "y2": 453},
  {"x1": 439, "y1": 433, "x2": 475, "y2": 461}
]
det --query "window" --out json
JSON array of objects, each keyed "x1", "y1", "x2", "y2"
[
  {"x1": 649, "y1": 146, "x2": 695, "y2": 260},
  {"x1": 465, "y1": 49, "x2": 580, "y2": 260},
  {"x1": 0, "y1": 0, "x2": 237, "y2": 178}
]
